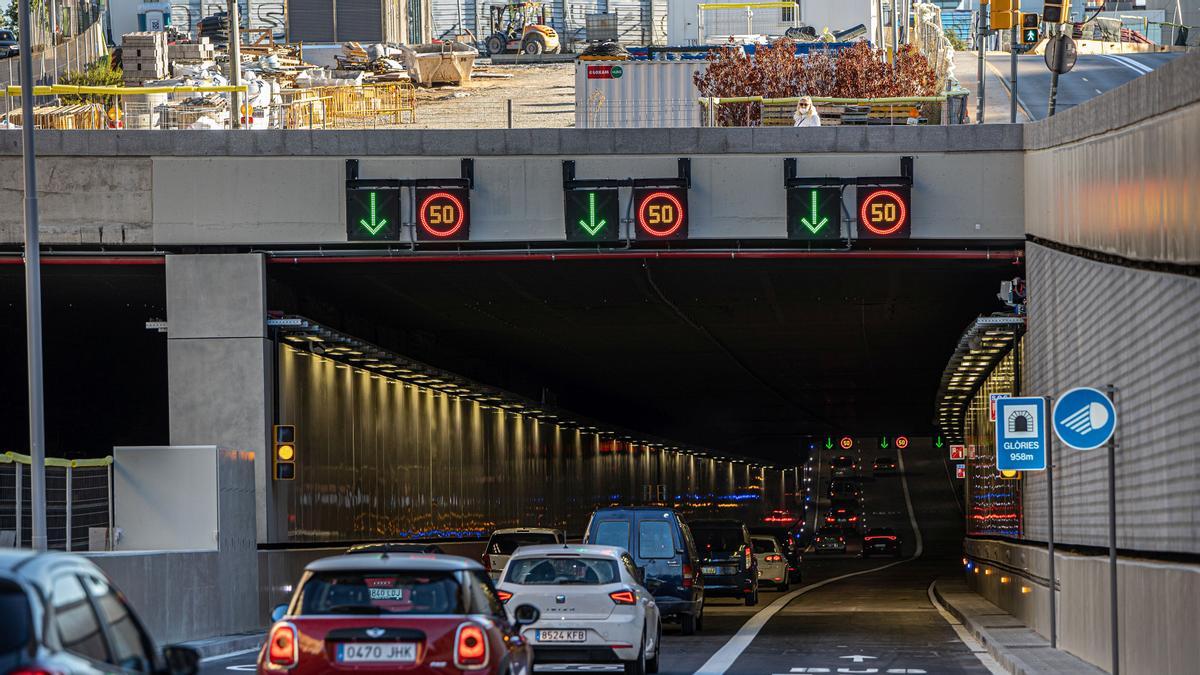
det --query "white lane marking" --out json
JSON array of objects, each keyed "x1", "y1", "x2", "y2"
[
  {"x1": 840, "y1": 655, "x2": 876, "y2": 663},
  {"x1": 1095, "y1": 89, "x2": 1104, "y2": 95},
  {"x1": 926, "y1": 581, "x2": 1006, "y2": 675},
  {"x1": 693, "y1": 448, "x2": 923, "y2": 675},
  {"x1": 1081, "y1": 77, "x2": 1089, "y2": 82},
  {"x1": 1099, "y1": 54, "x2": 1153, "y2": 75},
  {"x1": 200, "y1": 647, "x2": 261, "y2": 663},
  {"x1": 224, "y1": 665, "x2": 257, "y2": 672}
]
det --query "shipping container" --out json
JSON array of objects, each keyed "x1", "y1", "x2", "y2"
[{"x1": 575, "y1": 60, "x2": 706, "y2": 128}]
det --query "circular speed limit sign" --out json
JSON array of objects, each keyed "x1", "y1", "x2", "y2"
[
  {"x1": 416, "y1": 188, "x2": 471, "y2": 241},
  {"x1": 633, "y1": 188, "x2": 689, "y2": 240},
  {"x1": 856, "y1": 186, "x2": 911, "y2": 238}
]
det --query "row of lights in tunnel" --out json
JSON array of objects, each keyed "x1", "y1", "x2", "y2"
[
  {"x1": 273, "y1": 316, "x2": 781, "y2": 471},
  {"x1": 934, "y1": 317, "x2": 1025, "y2": 444}
]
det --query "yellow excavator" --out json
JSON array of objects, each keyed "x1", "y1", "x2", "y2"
[{"x1": 484, "y1": 2, "x2": 561, "y2": 55}]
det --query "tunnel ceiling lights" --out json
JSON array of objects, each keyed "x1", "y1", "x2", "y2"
[
  {"x1": 267, "y1": 314, "x2": 781, "y2": 469},
  {"x1": 933, "y1": 315, "x2": 1025, "y2": 443}
]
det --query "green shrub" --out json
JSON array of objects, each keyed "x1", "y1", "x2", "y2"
[{"x1": 59, "y1": 55, "x2": 123, "y2": 106}]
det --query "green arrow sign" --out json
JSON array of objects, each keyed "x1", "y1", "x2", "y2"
[
  {"x1": 800, "y1": 189, "x2": 829, "y2": 234},
  {"x1": 359, "y1": 191, "x2": 388, "y2": 235},
  {"x1": 565, "y1": 189, "x2": 620, "y2": 241},
  {"x1": 935, "y1": 436, "x2": 944, "y2": 449},
  {"x1": 578, "y1": 191, "x2": 608, "y2": 236},
  {"x1": 880, "y1": 436, "x2": 889, "y2": 449},
  {"x1": 787, "y1": 187, "x2": 841, "y2": 240},
  {"x1": 825, "y1": 437, "x2": 833, "y2": 450},
  {"x1": 346, "y1": 187, "x2": 400, "y2": 241}
]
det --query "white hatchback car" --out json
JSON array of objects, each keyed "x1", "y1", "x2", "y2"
[
  {"x1": 751, "y1": 534, "x2": 790, "y2": 591},
  {"x1": 496, "y1": 544, "x2": 661, "y2": 674}
]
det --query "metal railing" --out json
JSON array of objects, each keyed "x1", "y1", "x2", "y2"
[
  {"x1": 697, "y1": 89, "x2": 972, "y2": 126},
  {"x1": 1, "y1": 452, "x2": 113, "y2": 551}
]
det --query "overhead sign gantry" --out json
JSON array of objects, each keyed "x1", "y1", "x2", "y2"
[
  {"x1": 344, "y1": 158, "x2": 474, "y2": 242},
  {"x1": 562, "y1": 159, "x2": 692, "y2": 241},
  {"x1": 784, "y1": 156, "x2": 914, "y2": 240}
]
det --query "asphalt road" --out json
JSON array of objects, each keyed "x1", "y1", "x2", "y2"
[
  {"x1": 984, "y1": 52, "x2": 1181, "y2": 120},
  {"x1": 200, "y1": 440, "x2": 985, "y2": 674}
]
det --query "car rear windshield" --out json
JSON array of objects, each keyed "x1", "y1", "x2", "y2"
[
  {"x1": 487, "y1": 532, "x2": 559, "y2": 555},
  {"x1": 691, "y1": 526, "x2": 744, "y2": 552},
  {"x1": 505, "y1": 557, "x2": 620, "y2": 585},
  {"x1": 752, "y1": 539, "x2": 777, "y2": 553},
  {"x1": 832, "y1": 457, "x2": 854, "y2": 466},
  {"x1": 590, "y1": 520, "x2": 631, "y2": 549},
  {"x1": 0, "y1": 583, "x2": 31, "y2": 656},
  {"x1": 297, "y1": 571, "x2": 464, "y2": 615}
]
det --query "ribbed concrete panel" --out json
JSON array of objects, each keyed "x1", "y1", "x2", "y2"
[
  {"x1": 1023, "y1": 242, "x2": 1200, "y2": 554},
  {"x1": 1024, "y1": 55, "x2": 1200, "y2": 265}
]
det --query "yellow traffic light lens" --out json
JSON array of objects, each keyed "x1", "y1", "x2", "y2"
[{"x1": 277, "y1": 444, "x2": 295, "y2": 461}]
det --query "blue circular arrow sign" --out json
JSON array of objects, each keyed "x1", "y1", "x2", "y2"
[{"x1": 1052, "y1": 387, "x2": 1117, "y2": 450}]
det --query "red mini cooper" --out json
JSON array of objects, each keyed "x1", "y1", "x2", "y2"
[{"x1": 258, "y1": 553, "x2": 540, "y2": 674}]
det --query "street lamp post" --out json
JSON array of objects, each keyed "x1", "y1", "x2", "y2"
[{"x1": 18, "y1": 0, "x2": 49, "y2": 551}]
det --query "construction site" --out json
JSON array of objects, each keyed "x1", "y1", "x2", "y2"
[{"x1": 0, "y1": 0, "x2": 1191, "y2": 130}]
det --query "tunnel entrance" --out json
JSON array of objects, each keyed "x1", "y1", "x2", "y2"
[{"x1": 268, "y1": 254, "x2": 1022, "y2": 465}]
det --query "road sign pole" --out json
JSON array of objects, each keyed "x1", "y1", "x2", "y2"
[
  {"x1": 1045, "y1": 396, "x2": 1057, "y2": 648},
  {"x1": 1010, "y1": 24, "x2": 1018, "y2": 123},
  {"x1": 977, "y1": 5, "x2": 986, "y2": 123},
  {"x1": 1047, "y1": 29, "x2": 1061, "y2": 117},
  {"x1": 1106, "y1": 384, "x2": 1119, "y2": 674},
  {"x1": 18, "y1": 0, "x2": 48, "y2": 553}
]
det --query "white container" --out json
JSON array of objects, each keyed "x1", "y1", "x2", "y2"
[{"x1": 574, "y1": 60, "x2": 707, "y2": 128}]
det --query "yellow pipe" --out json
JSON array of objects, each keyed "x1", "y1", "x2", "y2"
[
  {"x1": 3, "y1": 451, "x2": 114, "y2": 468},
  {"x1": 5, "y1": 84, "x2": 248, "y2": 97},
  {"x1": 697, "y1": 1, "x2": 797, "y2": 8}
]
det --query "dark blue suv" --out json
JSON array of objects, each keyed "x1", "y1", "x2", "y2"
[{"x1": 583, "y1": 507, "x2": 705, "y2": 634}]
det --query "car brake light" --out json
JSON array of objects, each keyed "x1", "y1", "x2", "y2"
[
  {"x1": 744, "y1": 545, "x2": 753, "y2": 568},
  {"x1": 455, "y1": 622, "x2": 489, "y2": 669},
  {"x1": 609, "y1": 589, "x2": 637, "y2": 605},
  {"x1": 497, "y1": 589, "x2": 513, "y2": 603},
  {"x1": 849, "y1": 516, "x2": 858, "y2": 522},
  {"x1": 865, "y1": 535, "x2": 897, "y2": 541},
  {"x1": 765, "y1": 554, "x2": 783, "y2": 562},
  {"x1": 9, "y1": 666, "x2": 65, "y2": 675},
  {"x1": 267, "y1": 623, "x2": 298, "y2": 668},
  {"x1": 682, "y1": 563, "x2": 694, "y2": 589},
  {"x1": 826, "y1": 517, "x2": 835, "y2": 523}
]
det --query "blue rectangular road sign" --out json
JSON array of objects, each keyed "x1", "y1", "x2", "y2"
[{"x1": 994, "y1": 397, "x2": 1047, "y2": 471}]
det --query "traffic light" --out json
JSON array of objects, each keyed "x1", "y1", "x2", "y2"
[
  {"x1": 273, "y1": 425, "x2": 296, "y2": 481},
  {"x1": 990, "y1": 0, "x2": 1014, "y2": 30},
  {"x1": 1021, "y1": 13, "x2": 1040, "y2": 43},
  {"x1": 1042, "y1": 0, "x2": 1065, "y2": 24}
]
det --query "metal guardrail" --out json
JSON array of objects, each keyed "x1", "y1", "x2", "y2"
[
  {"x1": 1, "y1": 451, "x2": 113, "y2": 551},
  {"x1": 697, "y1": 88, "x2": 972, "y2": 126}
]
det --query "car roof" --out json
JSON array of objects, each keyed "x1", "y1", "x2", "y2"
[
  {"x1": 0, "y1": 549, "x2": 106, "y2": 593},
  {"x1": 306, "y1": 553, "x2": 483, "y2": 573},
  {"x1": 509, "y1": 544, "x2": 625, "y2": 559},
  {"x1": 490, "y1": 528, "x2": 560, "y2": 535},
  {"x1": 345, "y1": 542, "x2": 442, "y2": 553},
  {"x1": 592, "y1": 507, "x2": 678, "y2": 514},
  {"x1": 0, "y1": 548, "x2": 40, "y2": 573},
  {"x1": 688, "y1": 518, "x2": 744, "y2": 526}
]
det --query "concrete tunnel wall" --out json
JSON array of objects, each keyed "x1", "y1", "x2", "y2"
[{"x1": 963, "y1": 50, "x2": 1200, "y2": 675}]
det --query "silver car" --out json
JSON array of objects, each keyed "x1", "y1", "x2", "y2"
[{"x1": 0, "y1": 548, "x2": 200, "y2": 674}]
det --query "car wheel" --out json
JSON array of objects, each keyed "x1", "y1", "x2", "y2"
[
  {"x1": 624, "y1": 633, "x2": 647, "y2": 675},
  {"x1": 745, "y1": 590, "x2": 758, "y2": 606},
  {"x1": 778, "y1": 580, "x2": 790, "y2": 592},
  {"x1": 680, "y1": 611, "x2": 697, "y2": 636},
  {"x1": 646, "y1": 623, "x2": 661, "y2": 673},
  {"x1": 697, "y1": 607, "x2": 705, "y2": 632}
]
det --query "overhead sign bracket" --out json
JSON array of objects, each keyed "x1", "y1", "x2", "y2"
[
  {"x1": 783, "y1": 156, "x2": 914, "y2": 188},
  {"x1": 563, "y1": 158, "x2": 691, "y2": 190},
  {"x1": 345, "y1": 158, "x2": 474, "y2": 190}
]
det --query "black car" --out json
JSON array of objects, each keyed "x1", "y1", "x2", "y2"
[
  {"x1": 824, "y1": 501, "x2": 860, "y2": 528},
  {"x1": 862, "y1": 527, "x2": 902, "y2": 557},
  {"x1": 688, "y1": 519, "x2": 758, "y2": 606},
  {"x1": 828, "y1": 479, "x2": 861, "y2": 501},
  {"x1": 830, "y1": 455, "x2": 857, "y2": 477},
  {"x1": 872, "y1": 456, "x2": 898, "y2": 475},
  {"x1": 345, "y1": 541, "x2": 446, "y2": 554},
  {"x1": 812, "y1": 526, "x2": 847, "y2": 553},
  {"x1": 0, "y1": 30, "x2": 17, "y2": 59},
  {"x1": 1, "y1": 549, "x2": 200, "y2": 675},
  {"x1": 584, "y1": 506, "x2": 705, "y2": 634}
]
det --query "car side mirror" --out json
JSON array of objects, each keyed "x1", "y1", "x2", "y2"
[
  {"x1": 513, "y1": 603, "x2": 540, "y2": 627},
  {"x1": 162, "y1": 645, "x2": 200, "y2": 675},
  {"x1": 271, "y1": 603, "x2": 288, "y2": 623}
]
